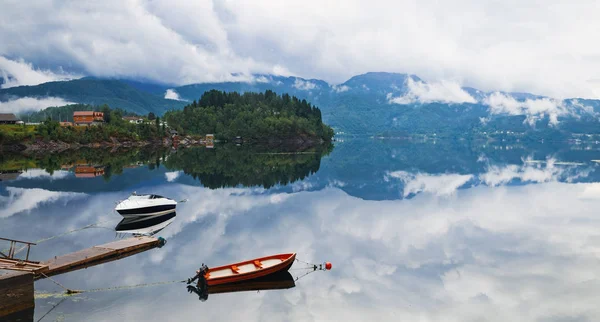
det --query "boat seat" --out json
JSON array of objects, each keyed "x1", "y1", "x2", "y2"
[
  {"x1": 231, "y1": 265, "x2": 240, "y2": 274},
  {"x1": 253, "y1": 260, "x2": 263, "y2": 268}
]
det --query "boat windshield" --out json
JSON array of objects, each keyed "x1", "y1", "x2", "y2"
[{"x1": 149, "y1": 195, "x2": 165, "y2": 199}]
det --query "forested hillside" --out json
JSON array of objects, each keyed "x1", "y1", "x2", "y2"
[{"x1": 163, "y1": 90, "x2": 334, "y2": 142}]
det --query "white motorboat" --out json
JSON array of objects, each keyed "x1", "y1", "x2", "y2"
[{"x1": 115, "y1": 193, "x2": 177, "y2": 217}]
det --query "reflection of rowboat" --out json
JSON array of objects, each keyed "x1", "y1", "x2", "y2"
[
  {"x1": 202, "y1": 253, "x2": 296, "y2": 286},
  {"x1": 208, "y1": 271, "x2": 295, "y2": 294},
  {"x1": 187, "y1": 271, "x2": 295, "y2": 302}
]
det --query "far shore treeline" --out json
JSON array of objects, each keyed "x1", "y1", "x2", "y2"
[
  {"x1": 164, "y1": 90, "x2": 334, "y2": 142},
  {"x1": 0, "y1": 90, "x2": 334, "y2": 146}
]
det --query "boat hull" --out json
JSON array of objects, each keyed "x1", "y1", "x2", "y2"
[
  {"x1": 116, "y1": 204, "x2": 176, "y2": 217},
  {"x1": 206, "y1": 253, "x2": 296, "y2": 286}
]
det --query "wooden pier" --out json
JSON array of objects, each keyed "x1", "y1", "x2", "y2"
[
  {"x1": 38, "y1": 236, "x2": 162, "y2": 278},
  {"x1": 0, "y1": 236, "x2": 163, "y2": 319},
  {"x1": 0, "y1": 236, "x2": 161, "y2": 278}
]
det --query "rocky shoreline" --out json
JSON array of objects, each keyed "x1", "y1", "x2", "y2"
[{"x1": 1, "y1": 135, "x2": 326, "y2": 154}]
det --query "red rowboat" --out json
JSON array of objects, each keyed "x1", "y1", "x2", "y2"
[{"x1": 203, "y1": 253, "x2": 296, "y2": 286}]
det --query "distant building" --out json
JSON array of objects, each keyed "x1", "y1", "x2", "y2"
[
  {"x1": 60, "y1": 121, "x2": 74, "y2": 127},
  {"x1": 0, "y1": 113, "x2": 19, "y2": 124},
  {"x1": 73, "y1": 111, "x2": 104, "y2": 125},
  {"x1": 123, "y1": 116, "x2": 144, "y2": 124}
]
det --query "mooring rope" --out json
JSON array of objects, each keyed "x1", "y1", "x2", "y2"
[
  {"x1": 291, "y1": 258, "x2": 329, "y2": 281},
  {"x1": 78, "y1": 279, "x2": 186, "y2": 294},
  {"x1": 36, "y1": 297, "x2": 67, "y2": 322},
  {"x1": 37, "y1": 275, "x2": 186, "y2": 297},
  {"x1": 34, "y1": 257, "x2": 328, "y2": 298},
  {"x1": 39, "y1": 272, "x2": 72, "y2": 293}
]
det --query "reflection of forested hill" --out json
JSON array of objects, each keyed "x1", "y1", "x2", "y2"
[
  {"x1": 4, "y1": 140, "x2": 600, "y2": 200},
  {"x1": 164, "y1": 145, "x2": 332, "y2": 189},
  {"x1": 0, "y1": 148, "x2": 168, "y2": 193}
]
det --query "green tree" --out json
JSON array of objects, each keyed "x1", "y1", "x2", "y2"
[
  {"x1": 101, "y1": 104, "x2": 112, "y2": 123},
  {"x1": 148, "y1": 112, "x2": 156, "y2": 120}
]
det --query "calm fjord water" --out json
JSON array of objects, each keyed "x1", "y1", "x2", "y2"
[{"x1": 3, "y1": 139, "x2": 600, "y2": 321}]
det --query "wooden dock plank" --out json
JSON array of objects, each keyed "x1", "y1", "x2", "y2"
[
  {"x1": 38, "y1": 236, "x2": 160, "y2": 278},
  {"x1": 43, "y1": 247, "x2": 112, "y2": 271},
  {"x1": 95, "y1": 236, "x2": 158, "y2": 251}
]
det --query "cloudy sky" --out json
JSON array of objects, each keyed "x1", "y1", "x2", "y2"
[{"x1": 1, "y1": 0, "x2": 599, "y2": 99}]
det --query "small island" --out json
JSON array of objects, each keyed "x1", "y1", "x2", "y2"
[{"x1": 164, "y1": 90, "x2": 334, "y2": 143}]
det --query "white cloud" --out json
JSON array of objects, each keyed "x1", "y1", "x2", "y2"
[
  {"x1": 332, "y1": 84, "x2": 350, "y2": 93},
  {"x1": 164, "y1": 171, "x2": 182, "y2": 182},
  {"x1": 388, "y1": 78, "x2": 477, "y2": 105},
  {"x1": 1, "y1": 1, "x2": 600, "y2": 98},
  {"x1": 253, "y1": 75, "x2": 270, "y2": 83},
  {"x1": 0, "y1": 96, "x2": 75, "y2": 114},
  {"x1": 386, "y1": 171, "x2": 473, "y2": 197},
  {"x1": 0, "y1": 56, "x2": 78, "y2": 88},
  {"x1": 293, "y1": 79, "x2": 318, "y2": 90},
  {"x1": 17, "y1": 169, "x2": 70, "y2": 180},
  {"x1": 483, "y1": 92, "x2": 575, "y2": 126},
  {"x1": 164, "y1": 89, "x2": 184, "y2": 101}
]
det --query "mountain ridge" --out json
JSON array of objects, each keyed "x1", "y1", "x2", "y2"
[{"x1": 2, "y1": 73, "x2": 600, "y2": 136}]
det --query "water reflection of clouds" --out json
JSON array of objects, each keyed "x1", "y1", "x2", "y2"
[
  {"x1": 164, "y1": 171, "x2": 182, "y2": 182},
  {"x1": 16, "y1": 180, "x2": 600, "y2": 321},
  {"x1": 0, "y1": 186, "x2": 85, "y2": 218},
  {"x1": 16, "y1": 169, "x2": 71, "y2": 180},
  {"x1": 387, "y1": 160, "x2": 596, "y2": 198},
  {"x1": 385, "y1": 171, "x2": 474, "y2": 197}
]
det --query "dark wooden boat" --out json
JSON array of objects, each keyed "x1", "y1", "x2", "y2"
[{"x1": 203, "y1": 253, "x2": 296, "y2": 286}]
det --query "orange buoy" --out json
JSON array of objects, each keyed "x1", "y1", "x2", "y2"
[{"x1": 325, "y1": 262, "x2": 332, "y2": 270}]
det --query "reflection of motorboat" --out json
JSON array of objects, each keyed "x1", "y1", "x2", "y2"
[
  {"x1": 115, "y1": 193, "x2": 177, "y2": 217},
  {"x1": 191, "y1": 253, "x2": 296, "y2": 286},
  {"x1": 114, "y1": 212, "x2": 176, "y2": 236},
  {"x1": 187, "y1": 271, "x2": 295, "y2": 301}
]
